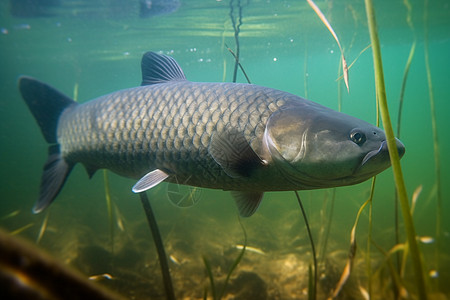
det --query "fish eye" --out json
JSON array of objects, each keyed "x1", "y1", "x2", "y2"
[{"x1": 350, "y1": 131, "x2": 366, "y2": 145}]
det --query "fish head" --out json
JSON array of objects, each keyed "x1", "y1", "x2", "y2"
[{"x1": 264, "y1": 104, "x2": 405, "y2": 188}]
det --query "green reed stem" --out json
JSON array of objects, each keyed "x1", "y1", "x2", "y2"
[
  {"x1": 103, "y1": 170, "x2": 114, "y2": 254},
  {"x1": 218, "y1": 217, "x2": 247, "y2": 300},
  {"x1": 364, "y1": 1, "x2": 427, "y2": 298},
  {"x1": 396, "y1": 0, "x2": 417, "y2": 281},
  {"x1": 319, "y1": 189, "x2": 334, "y2": 265},
  {"x1": 424, "y1": 0, "x2": 442, "y2": 281},
  {"x1": 396, "y1": 42, "x2": 416, "y2": 139},
  {"x1": 203, "y1": 216, "x2": 247, "y2": 300},
  {"x1": 203, "y1": 256, "x2": 216, "y2": 300},
  {"x1": 139, "y1": 192, "x2": 175, "y2": 300},
  {"x1": 229, "y1": 0, "x2": 244, "y2": 83},
  {"x1": 295, "y1": 191, "x2": 316, "y2": 300},
  {"x1": 366, "y1": 177, "x2": 376, "y2": 299}
]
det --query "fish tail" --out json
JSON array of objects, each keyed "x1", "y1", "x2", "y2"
[{"x1": 18, "y1": 76, "x2": 76, "y2": 213}]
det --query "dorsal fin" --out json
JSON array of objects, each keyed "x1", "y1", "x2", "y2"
[{"x1": 141, "y1": 51, "x2": 187, "y2": 85}]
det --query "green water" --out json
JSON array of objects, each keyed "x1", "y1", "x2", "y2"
[{"x1": 1, "y1": 0, "x2": 449, "y2": 299}]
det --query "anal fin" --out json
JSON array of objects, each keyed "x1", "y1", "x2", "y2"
[
  {"x1": 132, "y1": 169, "x2": 169, "y2": 193},
  {"x1": 33, "y1": 145, "x2": 73, "y2": 214},
  {"x1": 231, "y1": 191, "x2": 264, "y2": 217}
]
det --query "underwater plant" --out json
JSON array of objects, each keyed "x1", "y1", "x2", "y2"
[
  {"x1": 203, "y1": 217, "x2": 247, "y2": 300},
  {"x1": 364, "y1": 0, "x2": 427, "y2": 298}
]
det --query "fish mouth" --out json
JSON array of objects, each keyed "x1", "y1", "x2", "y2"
[
  {"x1": 361, "y1": 141, "x2": 386, "y2": 166},
  {"x1": 357, "y1": 139, "x2": 405, "y2": 177}
]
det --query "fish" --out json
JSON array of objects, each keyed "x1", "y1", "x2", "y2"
[{"x1": 18, "y1": 51, "x2": 405, "y2": 217}]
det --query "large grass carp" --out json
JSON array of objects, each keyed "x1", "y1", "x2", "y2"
[{"x1": 19, "y1": 51, "x2": 405, "y2": 216}]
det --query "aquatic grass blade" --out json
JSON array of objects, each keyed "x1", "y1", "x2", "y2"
[
  {"x1": 395, "y1": 0, "x2": 416, "y2": 271},
  {"x1": 203, "y1": 216, "x2": 247, "y2": 300},
  {"x1": 424, "y1": 0, "x2": 442, "y2": 284},
  {"x1": 306, "y1": 0, "x2": 349, "y2": 92},
  {"x1": 318, "y1": 189, "x2": 335, "y2": 265},
  {"x1": 410, "y1": 185, "x2": 423, "y2": 216},
  {"x1": 203, "y1": 256, "x2": 216, "y2": 300},
  {"x1": 10, "y1": 223, "x2": 34, "y2": 236},
  {"x1": 1, "y1": 210, "x2": 20, "y2": 221},
  {"x1": 217, "y1": 216, "x2": 247, "y2": 300},
  {"x1": 396, "y1": 41, "x2": 416, "y2": 138},
  {"x1": 225, "y1": 45, "x2": 251, "y2": 84},
  {"x1": 228, "y1": 0, "x2": 246, "y2": 83},
  {"x1": 308, "y1": 264, "x2": 314, "y2": 300},
  {"x1": 36, "y1": 210, "x2": 50, "y2": 244},
  {"x1": 372, "y1": 241, "x2": 409, "y2": 298},
  {"x1": 139, "y1": 192, "x2": 176, "y2": 300},
  {"x1": 331, "y1": 195, "x2": 371, "y2": 299},
  {"x1": 365, "y1": 177, "x2": 377, "y2": 299},
  {"x1": 295, "y1": 191, "x2": 316, "y2": 300},
  {"x1": 336, "y1": 44, "x2": 371, "y2": 82},
  {"x1": 103, "y1": 170, "x2": 114, "y2": 254},
  {"x1": 364, "y1": 0, "x2": 427, "y2": 298}
]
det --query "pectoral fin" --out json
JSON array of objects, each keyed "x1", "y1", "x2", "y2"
[
  {"x1": 132, "y1": 169, "x2": 169, "y2": 193},
  {"x1": 209, "y1": 129, "x2": 266, "y2": 178},
  {"x1": 231, "y1": 191, "x2": 264, "y2": 217}
]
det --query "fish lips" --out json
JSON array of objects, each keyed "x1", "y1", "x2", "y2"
[{"x1": 357, "y1": 138, "x2": 405, "y2": 176}]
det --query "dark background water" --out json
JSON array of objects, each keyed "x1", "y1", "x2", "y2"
[{"x1": 1, "y1": 0, "x2": 449, "y2": 299}]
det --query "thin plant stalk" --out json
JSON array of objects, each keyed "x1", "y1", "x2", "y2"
[
  {"x1": 10, "y1": 223, "x2": 34, "y2": 235},
  {"x1": 331, "y1": 193, "x2": 371, "y2": 299},
  {"x1": 203, "y1": 217, "x2": 247, "y2": 300},
  {"x1": 103, "y1": 170, "x2": 114, "y2": 254},
  {"x1": 36, "y1": 210, "x2": 50, "y2": 244},
  {"x1": 139, "y1": 192, "x2": 176, "y2": 300},
  {"x1": 372, "y1": 242, "x2": 408, "y2": 298},
  {"x1": 424, "y1": 0, "x2": 442, "y2": 280},
  {"x1": 364, "y1": 1, "x2": 427, "y2": 298},
  {"x1": 203, "y1": 256, "x2": 216, "y2": 300},
  {"x1": 396, "y1": 0, "x2": 417, "y2": 274},
  {"x1": 396, "y1": 0, "x2": 416, "y2": 138},
  {"x1": 295, "y1": 191, "x2": 317, "y2": 300},
  {"x1": 218, "y1": 217, "x2": 247, "y2": 300},
  {"x1": 337, "y1": 58, "x2": 343, "y2": 112},
  {"x1": 396, "y1": 41, "x2": 416, "y2": 139},
  {"x1": 318, "y1": 189, "x2": 335, "y2": 265},
  {"x1": 306, "y1": 0, "x2": 349, "y2": 92},
  {"x1": 225, "y1": 45, "x2": 251, "y2": 84},
  {"x1": 304, "y1": 44, "x2": 309, "y2": 98},
  {"x1": 336, "y1": 44, "x2": 371, "y2": 83},
  {"x1": 366, "y1": 177, "x2": 376, "y2": 299},
  {"x1": 229, "y1": 0, "x2": 245, "y2": 83}
]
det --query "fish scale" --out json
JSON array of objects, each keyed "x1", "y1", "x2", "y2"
[{"x1": 58, "y1": 81, "x2": 287, "y2": 189}]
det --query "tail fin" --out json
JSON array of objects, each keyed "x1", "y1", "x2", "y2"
[{"x1": 18, "y1": 76, "x2": 76, "y2": 213}]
